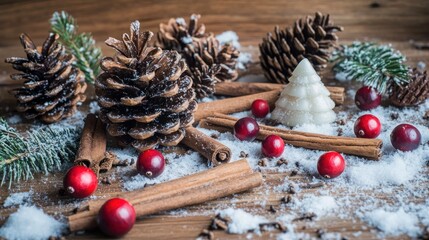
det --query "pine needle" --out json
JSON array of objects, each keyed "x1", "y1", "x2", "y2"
[
  {"x1": 331, "y1": 42, "x2": 409, "y2": 94},
  {"x1": 0, "y1": 119, "x2": 80, "y2": 188},
  {"x1": 50, "y1": 11, "x2": 102, "y2": 84}
]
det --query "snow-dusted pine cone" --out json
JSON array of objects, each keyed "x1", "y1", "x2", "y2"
[
  {"x1": 156, "y1": 14, "x2": 239, "y2": 99},
  {"x1": 260, "y1": 12, "x2": 343, "y2": 84},
  {"x1": 5, "y1": 33, "x2": 87, "y2": 123},
  {"x1": 96, "y1": 21, "x2": 197, "y2": 151}
]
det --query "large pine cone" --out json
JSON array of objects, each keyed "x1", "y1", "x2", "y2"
[
  {"x1": 156, "y1": 14, "x2": 239, "y2": 98},
  {"x1": 5, "y1": 33, "x2": 87, "y2": 123},
  {"x1": 389, "y1": 68, "x2": 429, "y2": 107},
  {"x1": 96, "y1": 21, "x2": 197, "y2": 151},
  {"x1": 260, "y1": 12, "x2": 343, "y2": 84}
]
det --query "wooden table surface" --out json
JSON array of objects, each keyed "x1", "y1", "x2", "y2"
[{"x1": 0, "y1": 0, "x2": 429, "y2": 239}]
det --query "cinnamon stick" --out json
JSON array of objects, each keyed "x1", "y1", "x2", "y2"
[
  {"x1": 195, "y1": 90, "x2": 280, "y2": 122},
  {"x1": 215, "y1": 82, "x2": 345, "y2": 105},
  {"x1": 74, "y1": 114, "x2": 108, "y2": 176},
  {"x1": 182, "y1": 127, "x2": 231, "y2": 166},
  {"x1": 199, "y1": 114, "x2": 382, "y2": 160},
  {"x1": 67, "y1": 159, "x2": 262, "y2": 232}
]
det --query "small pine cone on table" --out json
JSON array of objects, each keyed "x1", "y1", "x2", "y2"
[
  {"x1": 5, "y1": 33, "x2": 87, "y2": 123},
  {"x1": 259, "y1": 12, "x2": 343, "y2": 84},
  {"x1": 389, "y1": 68, "x2": 429, "y2": 107},
  {"x1": 156, "y1": 14, "x2": 240, "y2": 98},
  {"x1": 96, "y1": 21, "x2": 197, "y2": 151}
]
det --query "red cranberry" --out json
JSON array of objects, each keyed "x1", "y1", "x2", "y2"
[
  {"x1": 63, "y1": 165, "x2": 97, "y2": 198},
  {"x1": 234, "y1": 117, "x2": 260, "y2": 141},
  {"x1": 390, "y1": 124, "x2": 421, "y2": 151},
  {"x1": 251, "y1": 99, "x2": 270, "y2": 118},
  {"x1": 317, "y1": 151, "x2": 345, "y2": 179},
  {"x1": 355, "y1": 86, "x2": 382, "y2": 110},
  {"x1": 262, "y1": 135, "x2": 285, "y2": 158},
  {"x1": 97, "y1": 198, "x2": 136, "y2": 237},
  {"x1": 354, "y1": 114, "x2": 382, "y2": 138},
  {"x1": 137, "y1": 149, "x2": 165, "y2": 178}
]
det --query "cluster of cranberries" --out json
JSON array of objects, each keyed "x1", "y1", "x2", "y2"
[
  {"x1": 62, "y1": 165, "x2": 136, "y2": 236},
  {"x1": 234, "y1": 99, "x2": 285, "y2": 158},
  {"x1": 354, "y1": 85, "x2": 422, "y2": 151},
  {"x1": 62, "y1": 147, "x2": 166, "y2": 236},
  {"x1": 96, "y1": 150, "x2": 164, "y2": 237}
]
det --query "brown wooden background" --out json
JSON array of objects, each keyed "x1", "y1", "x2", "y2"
[{"x1": 0, "y1": 0, "x2": 429, "y2": 239}]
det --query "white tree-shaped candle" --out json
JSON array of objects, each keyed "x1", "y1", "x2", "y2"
[{"x1": 271, "y1": 58, "x2": 336, "y2": 127}]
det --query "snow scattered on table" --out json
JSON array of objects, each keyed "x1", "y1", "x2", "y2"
[
  {"x1": 0, "y1": 206, "x2": 66, "y2": 240},
  {"x1": 3, "y1": 191, "x2": 32, "y2": 207},
  {"x1": 217, "y1": 208, "x2": 268, "y2": 234},
  {"x1": 293, "y1": 195, "x2": 338, "y2": 217},
  {"x1": 123, "y1": 151, "x2": 208, "y2": 191},
  {"x1": 363, "y1": 208, "x2": 420, "y2": 237}
]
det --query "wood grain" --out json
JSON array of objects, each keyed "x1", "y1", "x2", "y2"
[
  {"x1": 0, "y1": 0, "x2": 428, "y2": 48},
  {"x1": 0, "y1": 0, "x2": 429, "y2": 239}
]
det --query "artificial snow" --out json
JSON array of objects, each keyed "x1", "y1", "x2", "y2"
[
  {"x1": 364, "y1": 208, "x2": 420, "y2": 237},
  {"x1": 0, "y1": 206, "x2": 66, "y2": 240},
  {"x1": 217, "y1": 208, "x2": 268, "y2": 234},
  {"x1": 3, "y1": 191, "x2": 32, "y2": 207},
  {"x1": 123, "y1": 151, "x2": 208, "y2": 190},
  {"x1": 88, "y1": 101, "x2": 100, "y2": 114},
  {"x1": 334, "y1": 72, "x2": 351, "y2": 82},
  {"x1": 294, "y1": 195, "x2": 338, "y2": 217},
  {"x1": 7, "y1": 115, "x2": 22, "y2": 124},
  {"x1": 216, "y1": 31, "x2": 241, "y2": 49},
  {"x1": 237, "y1": 52, "x2": 252, "y2": 70},
  {"x1": 345, "y1": 151, "x2": 423, "y2": 186},
  {"x1": 216, "y1": 31, "x2": 252, "y2": 69},
  {"x1": 417, "y1": 61, "x2": 426, "y2": 70}
]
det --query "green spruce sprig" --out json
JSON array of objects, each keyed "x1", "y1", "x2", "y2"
[
  {"x1": 331, "y1": 42, "x2": 410, "y2": 94},
  {"x1": 50, "y1": 11, "x2": 101, "y2": 84},
  {"x1": 0, "y1": 119, "x2": 80, "y2": 188}
]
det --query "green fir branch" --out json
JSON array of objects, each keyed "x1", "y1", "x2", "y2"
[
  {"x1": 331, "y1": 42, "x2": 409, "y2": 94},
  {"x1": 0, "y1": 119, "x2": 80, "y2": 188},
  {"x1": 50, "y1": 11, "x2": 102, "y2": 84}
]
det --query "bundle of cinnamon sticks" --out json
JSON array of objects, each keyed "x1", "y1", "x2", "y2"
[
  {"x1": 67, "y1": 159, "x2": 262, "y2": 232},
  {"x1": 75, "y1": 114, "x2": 117, "y2": 176}
]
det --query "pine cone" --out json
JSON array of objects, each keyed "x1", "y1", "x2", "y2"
[
  {"x1": 389, "y1": 68, "x2": 429, "y2": 107},
  {"x1": 183, "y1": 38, "x2": 221, "y2": 99},
  {"x1": 96, "y1": 21, "x2": 197, "y2": 151},
  {"x1": 5, "y1": 33, "x2": 87, "y2": 123},
  {"x1": 157, "y1": 14, "x2": 207, "y2": 52},
  {"x1": 259, "y1": 12, "x2": 343, "y2": 84},
  {"x1": 156, "y1": 14, "x2": 239, "y2": 97}
]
